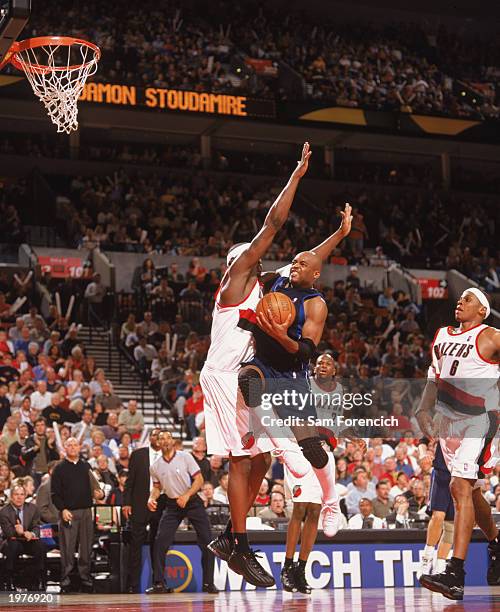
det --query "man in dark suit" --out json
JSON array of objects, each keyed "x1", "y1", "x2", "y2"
[
  {"x1": 123, "y1": 428, "x2": 165, "y2": 593},
  {"x1": 35, "y1": 461, "x2": 60, "y2": 524},
  {"x1": 0, "y1": 483, "x2": 45, "y2": 590}
]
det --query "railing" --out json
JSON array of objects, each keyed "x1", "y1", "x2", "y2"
[{"x1": 87, "y1": 298, "x2": 177, "y2": 430}]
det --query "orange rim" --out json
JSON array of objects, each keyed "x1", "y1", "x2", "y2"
[{"x1": 8, "y1": 36, "x2": 100, "y2": 74}]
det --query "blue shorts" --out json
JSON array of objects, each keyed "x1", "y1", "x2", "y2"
[
  {"x1": 242, "y1": 356, "x2": 316, "y2": 419},
  {"x1": 427, "y1": 467, "x2": 454, "y2": 520}
]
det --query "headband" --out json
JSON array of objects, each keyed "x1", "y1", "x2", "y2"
[{"x1": 461, "y1": 287, "x2": 491, "y2": 318}]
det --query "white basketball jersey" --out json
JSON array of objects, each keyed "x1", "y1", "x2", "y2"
[
  {"x1": 311, "y1": 378, "x2": 345, "y2": 435},
  {"x1": 429, "y1": 323, "x2": 499, "y2": 420},
  {"x1": 204, "y1": 278, "x2": 261, "y2": 372}
]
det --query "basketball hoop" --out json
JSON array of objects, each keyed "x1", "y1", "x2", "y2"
[{"x1": 1, "y1": 36, "x2": 100, "y2": 134}]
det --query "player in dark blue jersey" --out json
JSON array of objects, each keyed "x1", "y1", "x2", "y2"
[
  {"x1": 239, "y1": 250, "x2": 344, "y2": 537},
  {"x1": 419, "y1": 442, "x2": 454, "y2": 576}
]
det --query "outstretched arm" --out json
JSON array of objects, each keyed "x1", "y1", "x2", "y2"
[
  {"x1": 219, "y1": 142, "x2": 312, "y2": 305},
  {"x1": 311, "y1": 203, "x2": 353, "y2": 261}
]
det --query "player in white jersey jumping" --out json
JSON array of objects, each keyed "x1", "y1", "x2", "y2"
[
  {"x1": 200, "y1": 142, "x2": 314, "y2": 588},
  {"x1": 281, "y1": 352, "x2": 346, "y2": 593},
  {"x1": 417, "y1": 287, "x2": 500, "y2": 600}
]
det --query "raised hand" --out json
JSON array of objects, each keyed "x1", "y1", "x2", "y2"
[
  {"x1": 337, "y1": 203, "x2": 353, "y2": 238},
  {"x1": 292, "y1": 141, "x2": 312, "y2": 179}
]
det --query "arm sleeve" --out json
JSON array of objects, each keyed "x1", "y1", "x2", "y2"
[{"x1": 149, "y1": 463, "x2": 161, "y2": 487}]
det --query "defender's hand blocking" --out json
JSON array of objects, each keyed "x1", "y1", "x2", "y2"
[
  {"x1": 292, "y1": 141, "x2": 312, "y2": 179},
  {"x1": 338, "y1": 203, "x2": 353, "y2": 238}
]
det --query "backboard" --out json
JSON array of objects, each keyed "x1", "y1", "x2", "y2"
[{"x1": 0, "y1": 0, "x2": 30, "y2": 65}]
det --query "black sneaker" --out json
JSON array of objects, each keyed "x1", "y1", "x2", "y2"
[
  {"x1": 202, "y1": 583, "x2": 219, "y2": 594},
  {"x1": 228, "y1": 550, "x2": 276, "y2": 588},
  {"x1": 280, "y1": 564, "x2": 297, "y2": 592},
  {"x1": 145, "y1": 583, "x2": 174, "y2": 594},
  {"x1": 208, "y1": 533, "x2": 233, "y2": 562},
  {"x1": 419, "y1": 564, "x2": 465, "y2": 601},
  {"x1": 487, "y1": 540, "x2": 500, "y2": 586},
  {"x1": 293, "y1": 564, "x2": 312, "y2": 594}
]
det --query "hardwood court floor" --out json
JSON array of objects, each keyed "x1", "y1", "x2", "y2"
[{"x1": 6, "y1": 587, "x2": 500, "y2": 612}]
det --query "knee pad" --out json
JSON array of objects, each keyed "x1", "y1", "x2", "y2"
[
  {"x1": 300, "y1": 436, "x2": 328, "y2": 469},
  {"x1": 442, "y1": 520, "x2": 454, "y2": 544},
  {"x1": 238, "y1": 365, "x2": 265, "y2": 408}
]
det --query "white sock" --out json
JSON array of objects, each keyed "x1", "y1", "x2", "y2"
[
  {"x1": 424, "y1": 545, "x2": 435, "y2": 558},
  {"x1": 312, "y1": 454, "x2": 338, "y2": 505},
  {"x1": 435, "y1": 558, "x2": 447, "y2": 573}
]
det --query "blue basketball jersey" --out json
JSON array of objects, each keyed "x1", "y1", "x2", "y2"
[{"x1": 252, "y1": 274, "x2": 324, "y2": 372}]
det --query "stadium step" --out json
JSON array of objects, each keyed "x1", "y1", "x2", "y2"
[{"x1": 79, "y1": 325, "x2": 184, "y2": 439}]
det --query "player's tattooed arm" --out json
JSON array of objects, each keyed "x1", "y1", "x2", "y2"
[
  {"x1": 311, "y1": 203, "x2": 353, "y2": 261},
  {"x1": 415, "y1": 380, "x2": 438, "y2": 441}
]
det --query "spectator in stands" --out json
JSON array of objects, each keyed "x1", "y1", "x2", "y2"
[
  {"x1": 0, "y1": 483, "x2": 45, "y2": 590},
  {"x1": 348, "y1": 498, "x2": 384, "y2": 529},
  {"x1": 7, "y1": 422, "x2": 30, "y2": 475},
  {"x1": 71, "y1": 407, "x2": 94, "y2": 445},
  {"x1": 371, "y1": 479, "x2": 394, "y2": 519},
  {"x1": 346, "y1": 468, "x2": 377, "y2": 517},
  {"x1": 118, "y1": 399, "x2": 144, "y2": 436},
  {"x1": 258, "y1": 491, "x2": 292, "y2": 522},
  {"x1": 200, "y1": 481, "x2": 221, "y2": 508},
  {"x1": 1, "y1": 416, "x2": 19, "y2": 449},
  {"x1": 0, "y1": 384, "x2": 11, "y2": 431},
  {"x1": 378, "y1": 286, "x2": 396, "y2": 311},
  {"x1": 386, "y1": 494, "x2": 420, "y2": 528},
  {"x1": 35, "y1": 461, "x2": 59, "y2": 524},
  {"x1": 109, "y1": 470, "x2": 128, "y2": 506},
  {"x1": 21, "y1": 417, "x2": 59, "y2": 487},
  {"x1": 254, "y1": 479, "x2": 271, "y2": 506},
  {"x1": 208, "y1": 455, "x2": 226, "y2": 487},
  {"x1": 120, "y1": 314, "x2": 137, "y2": 341},
  {"x1": 84, "y1": 273, "x2": 107, "y2": 322},
  {"x1": 133, "y1": 336, "x2": 158, "y2": 378},
  {"x1": 95, "y1": 381, "x2": 122, "y2": 412},
  {"x1": 30, "y1": 380, "x2": 52, "y2": 411},
  {"x1": 390, "y1": 472, "x2": 411, "y2": 498},
  {"x1": 101, "y1": 412, "x2": 120, "y2": 441},
  {"x1": 137, "y1": 311, "x2": 159, "y2": 338},
  {"x1": 394, "y1": 444, "x2": 415, "y2": 477},
  {"x1": 213, "y1": 473, "x2": 229, "y2": 504},
  {"x1": 184, "y1": 385, "x2": 204, "y2": 440},
  {"x1": 404, "y1": 479, "x2": 427, "y2": 513},
  {"x1": 42, "y1": 393, "x2": 73, "y2": 426},
  {"x1": 191, "y1": 436, "x2": 211, "y2": 482}
]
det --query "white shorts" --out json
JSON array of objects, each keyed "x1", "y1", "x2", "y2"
[
  {"x1": 200, "y1": 366, "x2": 275, "y2": 458},
  {"x1": 439, "y1": 411, "x2": 498, "y2": 480},
  {"x1": 284, "y1": 462, "x2": 322, "y2": 505}
]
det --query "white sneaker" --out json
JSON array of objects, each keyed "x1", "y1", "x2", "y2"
[
  {"x1": 321, "y1": 503, "x2": 343, "y2": 538},
  {"x1": 419, "y1": 555, "x2": 434, "y2": 577},
  {"x1": 272, "y1": 448, "x2": 311, "y2": 478}
]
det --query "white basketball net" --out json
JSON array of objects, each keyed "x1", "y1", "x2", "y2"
[{"x1": 14, "y1": 41, "x2": 99, "y2": 134}]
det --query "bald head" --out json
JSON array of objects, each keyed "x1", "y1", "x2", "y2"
[{"x1": 290, "y1": 251, "x2": 322, "y2": 288}]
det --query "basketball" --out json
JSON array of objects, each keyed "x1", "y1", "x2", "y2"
[{"x1": 256, "y1": 292, "x2": 296, "y2": 326}]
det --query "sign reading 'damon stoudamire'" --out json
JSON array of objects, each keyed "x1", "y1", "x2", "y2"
[{"x1": 79, "y1": 82, "x2": 276, "y2": 119}]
